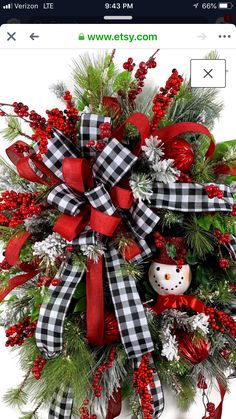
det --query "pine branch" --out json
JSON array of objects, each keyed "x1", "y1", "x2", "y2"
[
  {"x1": 1, "y1": 115, "x2": 32, "y2": 141},
  {"x1": 184, "y1": 215, "x2": 215, "y2": 259}
]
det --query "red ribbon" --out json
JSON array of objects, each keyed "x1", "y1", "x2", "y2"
[
  {"x1": 106, "y1": 387, "x2": 122, "y2": 419},
  {"x1": 6, "y1": 142, "x2": 60, "y2": 186},
  {"x1": 154, "y1": 121, "x2": 215, "y2": 159},
  {"x1": 212, "y1": 382, "x2": 226, "y2": 419},
  {"x1": 150, "y1": 294, "x2": 206, "y2": 315},
  {"x1": 86, "y1": 257, "x2": 104, "y2": 346},
  {"x1": 0, "y1": 270, "x2": 37, "y2": 302},
  {"x1": 5, "y1": 231, "x2": 31, "y2": 266}
]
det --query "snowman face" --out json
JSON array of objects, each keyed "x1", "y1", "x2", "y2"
[{"x1": 148, "y1": 262, "x2": 191, "y2": 296}]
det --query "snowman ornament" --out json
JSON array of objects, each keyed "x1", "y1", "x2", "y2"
[{"x1": 149, "y1": 238, "x2": 191, "y2": 296}]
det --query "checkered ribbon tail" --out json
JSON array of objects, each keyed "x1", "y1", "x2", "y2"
[
  {"x1": 33, "y1": 128, "x2": 80, "y2": 181},
  {"x1": 104, "y1": 247, "x2": 154, "y2": 358},
  {"x1": 124, "y1": 201, "x2": 160, "y2": 239},
  {"x1": 80, "y1": 113, "x2": 111, "y2": 157},
  {"x1": 35, "y1": 257, "x2": 84, "y2": 358},
  {"x1": 150, "y1": 182, "x2": 233, "y2": 212},
  {"x1": 49, "y1": 388, "x2": 73, "y2": 419}
]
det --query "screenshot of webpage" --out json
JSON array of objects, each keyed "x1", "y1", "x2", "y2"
[{"x1": 0, "y1": 20, "x2": 236, "y2": 419}]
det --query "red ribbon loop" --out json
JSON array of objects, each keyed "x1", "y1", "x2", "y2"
[
  {"x1": 90, "y1": 207, "x2": 121, "y2": 237},
  {"x1": 150, "y1": 294, "x2": 206, "y2": 315},
  {"x1": 62, "y1": 157, "x2": 94, "y2": 193},
  {"x1": 53, "y1": 207, "x2": 90, "y2": 242},
  {"x1": 0, "y1": 270, "x2": 37, "y2": 302},
  {"x1": 5, "y1": 231, "x2": 31, "y2": 266},
  {"x1": 111, "y1": 182, "x2": 133, "y2": 209}
]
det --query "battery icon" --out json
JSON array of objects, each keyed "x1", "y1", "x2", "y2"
[{"x1": 218, "y1": 2, "x2": 234, "y2": 8}]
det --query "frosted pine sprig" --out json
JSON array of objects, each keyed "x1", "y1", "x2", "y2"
[
  {"x1": 32, "y1": 233, "x2": 67, "y2": 264},
  {"x1": 152, "y1": 159, "x2": 180, "y2": 183},
  {"x1": 130, "y1": 173, "x2": 153, "y2": 202},
  {"x1": 80, "y1": 243, "x2": 105, "y2": 263},
  {"x1": 141, "y1": 136, "x2": 164, "y2": 163}
]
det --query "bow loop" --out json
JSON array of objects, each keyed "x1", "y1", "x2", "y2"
[
  {"x1": 33, "y1": 128, "x2": 80, "y2": 180},
  {"x1": 93, "y1": 138, "x2": 138, "y2": 186},
  {"x1": 85, "y1": 183, "x2": 116, "y2": 216},
  {"x1": 47, "y1": 184, "x2": 85, "y2": 216},
  {"x1": 62, "y1": 157, "x2": 94, "y2": 193}
]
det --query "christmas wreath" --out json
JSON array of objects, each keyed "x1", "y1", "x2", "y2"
[{"x1": 0, "y1": 49, "x2": 236, "y2": 419}]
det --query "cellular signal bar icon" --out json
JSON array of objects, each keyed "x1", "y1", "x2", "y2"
[{"x1": 3, "y1": 3, "x2": 13, "y2": 9}]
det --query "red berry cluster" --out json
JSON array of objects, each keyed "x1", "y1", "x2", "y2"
[
  {"x1": 133, "y1": 353, "x2": 155, "y2": 419},
  {"x1": 92, "y1": 347, "x2": 116, "y2": 398},
  {"x1": 206, "y1": 306, "x2": 236, "y2": 337},
  {"x1": 0, "y1": 191, "x2": 41, "y2": 228},
  {"x1": 123, "y1": 57, "x2": 135, "y2": 72},
  {"x1": 197, "y1": 375, "x2": 216, "y2": 419},
  {"x1": 197, "y1": 374, "x2": 208, "y2": 390},
  {"x1": 0, "y1": 258, "x2": 11, "y2": 270},
  {"x1": 120, "y1": 56, "x2": 157, "y2": 103},
  {"x1": 151, "y1": 69, "x2": 183, "y2": 131},
  {"x1": 205, "y1": 184, "x2": 223, "y2": 199},
  {"x1": 176, "y1": 247, "x2": 187, "y2": 269},
  {"x1": 99, "y1": 122, "x2": 112, "y2": 139},
  {"x1": 153, "y1": 232, "x2": 165, "y2": 249},
  {"x1": 32, "y1": 355, "x2": 47, "y2": 380},
  {"x1": 36, "y1": 92, "x2": 79, "y2": 159},
  {"x1": 129, "y1": 58, "x2": 157, "y2": 103},
  {"x1": 177, "y1": 173, "x2": 192, "y2": 183},
  {"x1": 86, "y1": 122, "x2": 111, "y2": 152},
  {"x1": 231, "y1": 204, "x2": 236, "y2": 216},
  {"x1": 5, "y1": 317, "x2": 37, "y2": 347},
  {"x1": 12, "y1": 102, "x2": 29, "y2": 118},
  {"x1": 219, "y1": 257, "x2": 230, "y2": 269},
  {"x1": 214, "y1": 230, "x2": 230, "y2": 245},
  {"x1": 36, "y1": 275, "x2": 62, "y2": 287},
  {"x1": 86, "y1": 139, "x2": 106, "y2": 152},
  {"x1": 14, "y1": 143, "x2": 30, "y2": 154},
  {"x1": 79, "y1": 400, "x2": 97, "y2": 419}
]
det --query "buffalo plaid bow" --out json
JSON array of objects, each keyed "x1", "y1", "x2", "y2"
[{"x1": 34, "y1": 114, "x2": 236, "y2": 419}]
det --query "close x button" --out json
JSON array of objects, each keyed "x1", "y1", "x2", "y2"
[{"x1": 190, "y1": 59, "x2": 226, "y2": 88}]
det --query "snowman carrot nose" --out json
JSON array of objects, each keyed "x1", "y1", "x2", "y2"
[{"x1": 165, "y1": 273, "x2": 171, "y2": 280}]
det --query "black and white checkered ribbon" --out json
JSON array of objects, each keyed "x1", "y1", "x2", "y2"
[
  {"x1": 80, "y1": 113, "x2": 111, "y2": 157},
  {"x1": 150, "y1": 182, "x2": 234, "y2": 212},
  {"x1": 46, "y1": 136, "x2": 138, "y2": 220},
  {"x1": 35, "y1": 257, "x2": 84, "y2": 358},
  {"x1": 49, "y1": 388, "x2": 73, "y2": 419}
]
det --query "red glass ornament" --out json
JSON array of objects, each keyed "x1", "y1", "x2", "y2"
[
  {"x1": 163, "y1": 138, "x2": 194, "y2": 172},
  {"x1": 103, "y1": 312, "x2": 120, "y2": 344},
  {"x1": 176, "y1": 330, "x2": 210, "y2": 364}
]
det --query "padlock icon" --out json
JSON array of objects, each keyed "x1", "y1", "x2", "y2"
[{"x1": 78, "y1": 33, "x2": 85, "y2": 41}]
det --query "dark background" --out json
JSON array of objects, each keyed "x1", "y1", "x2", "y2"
[{"x1": 0, "y1": 0, "x2": 235, "y2": 24}]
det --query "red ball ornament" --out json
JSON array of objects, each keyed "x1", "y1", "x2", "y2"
[
  {"x1": 163, "y1": 138, "x2": 194, "y2": 172},
  {"x1": 175, "y1": 330, "x2": 210, "y2": 364}
]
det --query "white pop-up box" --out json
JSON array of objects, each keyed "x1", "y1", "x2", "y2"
[{"x1": 190, "y1": 59, "x2": 226, "y2": 88}]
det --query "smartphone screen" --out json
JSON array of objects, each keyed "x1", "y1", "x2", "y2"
[{"x1": 0, "y1": 2, "x2": 235, "y2": 419}]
